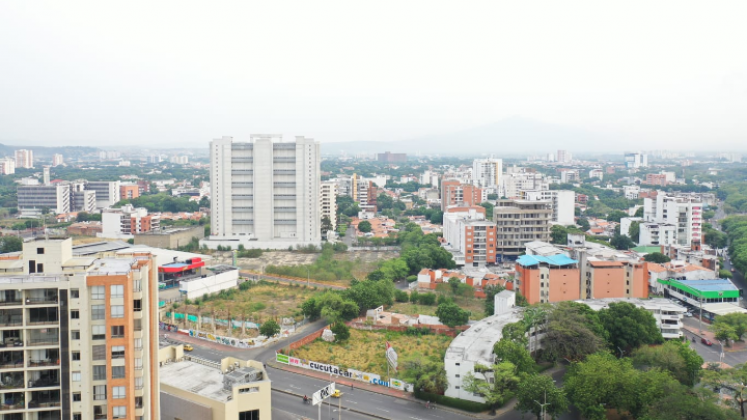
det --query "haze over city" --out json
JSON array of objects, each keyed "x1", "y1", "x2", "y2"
[{"x1": 1, "y1": 0, "x2": 746, "y2": 152}]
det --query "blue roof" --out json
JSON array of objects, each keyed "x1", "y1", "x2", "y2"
[
  {"x1": 676, "y1": 279, "x2": 738, "y2": 292},
  {"x1": 517, "y1": 254, "x2": 578, "y2": 267}
]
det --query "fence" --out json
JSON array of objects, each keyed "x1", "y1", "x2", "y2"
[
  {"x1": 346, "y1": 320, "x2": 469, "y2": 337},
  {"x1": 287, "y1": 327, "x2": 325, "y2": 350}
]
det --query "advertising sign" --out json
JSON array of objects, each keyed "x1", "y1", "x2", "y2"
[{"x1": 312, "y1": 383, "x2": 335, "y2": 406}]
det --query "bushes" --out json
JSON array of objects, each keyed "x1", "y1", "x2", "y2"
[
  {"x1": 394, "y1": 290, "x2": 409, "y2": 303},
  {"x1": 413, "y1": 389, "x2": 491, "y2": 412},
  {"x1": 406, "y1": 275, "x2": 418, "y2": 283}
]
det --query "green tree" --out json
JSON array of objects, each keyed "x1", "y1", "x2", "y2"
[
  {"x1": 720, "y1": 269, "x2": 734, "y2": 279},
  {"x1": 634, "y1": 207, "x2": 644, "y2": 217},
  {"x1": 483, "y1": 284, "x2": 506, "y2": 316},
  {"x1": 643, "y1": 252, "x2": 671, "y2": 263},
  {"x1": 76, "y1": 212, "x2": 90, "y2": 222},
  {"x1": 0, "y1": 236, "x2": 23, "y2": 253},
  {"x1": 331, "y1": 322, "x2": 350, "y2": 341},
  {"x1": 321, "y1": 216, "x2": 334, "y2": 235},
  {"x1": 357, "y1": 220, "x2": 372, "y2": 233},
  {"x1": 463, "y1": 362, "x2": 519, "y2": 414},
  {"x1": 493, "y1": 339, "x2": 536, "y2": 376},
  {"x1": 301, "y1": 298, "x2": 322, "y2": 320},
  {"x1": 713, "y1": 313, "x2": 747, "y2": 341},
  {"x1": 607, "y1": 210, "x2": 629, "y2": 223},
  {"x1": 479, "y1": 202, "x2": 494, "y2": 220},
  {"x1": 610, "y1": 233, "x2": 636, "y2": 250},
  {"x1": 628, "y1": 221, "x2": 641, "y2": 243},
  {"x1": 435, "y1": 302, "x2": 469, "y2": 327},
  {"x1": 550, "y1": 225, "x2": 568, "y2": 244},
  {"x1": 632, "y1": 340, "x2": 703, "y2": 386},
  {"x1": 577, "y1": 217, "x2": 591, "y2": 231},
  {"x1": 399, "y1": 358, "x2": 447, "y2": 394},
  {"x1": 643, "y1": 383, "x2": 742, "y2": 420},
  {"x1": 598, "y1": 302, "x2": 663, "y2": 353},
  {"x1": 448, "y1": 277, "x2": 461, "y2": 294},
  {"x1": 711, "y1": 322, "x2": 739, "y2": 345},
  {"x1": 515, "y1": 374, "x2": 569, "y2": 420},
  {"x1": 259, "y1": 319, "x2": 281, "y2": 337},
  {"x1": 542, "y1": 301, "x2": 606, "y2": 362}
]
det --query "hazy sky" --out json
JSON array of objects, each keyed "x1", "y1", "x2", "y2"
[{"x1": 1, "y1": 1, "x2": 745, "y2": 150}]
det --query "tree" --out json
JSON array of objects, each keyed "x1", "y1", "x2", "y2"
[
  {"x1": 551, "y1": 225, "x2": 568, "y2": 244},
  {"x1": 259, "y1": 319, "x2": 281, "y2": 337},
  {"x1": 632, "y1": 340, "x2": 703, "y2": 386},
  {"x1": 483, "y1": 284, "x2": 506, "y2": 316},
  {"x1": 435, "y1": 302, "x2": 469, "y2": 327},
  {"x1": 702, "y1": 364, "x2": 747, "y2": 418},
  {"x1": 301, "y1": 298, "x2": 322, "y2": 320},
  {"x1": 515, "y1": 374, "x2": 569, "y2": 420},
  {"x1": 493, "y1": 339, "x2": 536, "y2": 376},
  {"x1": 607, "y1": 210, "x2": 629, "y2": 223},
  {"x1": 644, "y1": 252, "x2": 671, "y2": 263},
  {"x1": 542, "y1": 301, "x2": 606, "y2": 362},
  {"x1": 399, "y1": 358, "x2": 447, "y2": 394},
  {"x1": 331, "y1": 322, "x2": 350, "y2": 341},
  {"x1": 448, "y1": 277, "x2": 461, "y2": 294},
  {"x1": 479, "y1": 202, "x2": 494, "y2": 220},
  {"x1": 610, "y1": 233, "x2": 636, "y2": 250},
  {"x1": 711, "y1": 322, "x2": 739, "y2": 345},
  {"x1": 0, "y1": 236, "x2": 23, "y2": 254},
  {"x1": 713, "y1": 313, "x2": 747, "y2": 342},
  {"x1": 628, "y1": 220, "x2": 640, "y2": 243},
  {"x1": 577, "y1": 217, "x2": 591, "y2": 232},
  {"x1": 643, "y1": 383, "x2": 742, "y2": 420},
  {"x1": 634, "y1": 207, "x2": 644, "y2": 217},
  {"x1": 321, "y1": 216, "x2": 333, "y2": 235},
  {"x1": 720, "y1": 269, "x2": 734, "y2": 279},
  {"x1": 598, "y1": 302, "x2": 663, "y2": 353},
  {"x1": 463, "y1": 362, "x2": 519, "y2": 414},
  {"x1": 357, "y1": 220, "x2": 372, "y2": 233},
  {"x1": 76, "y1": 212, "x2": 90, "y2": 222}
]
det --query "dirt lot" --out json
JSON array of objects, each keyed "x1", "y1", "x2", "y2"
[
  {"x1": 233, "y1": 250, "x2": 399, "y2": 273},
  {"x1": 389, "y1": 293, "x2": 488, "y2": 321}
]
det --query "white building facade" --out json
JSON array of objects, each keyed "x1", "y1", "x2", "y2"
[
  {"x1": 522, "y1": 190, "x2": 575, "y2": 225},
  {"x1": 320, "y1": 181, "x2": 338, "y2": 232},
  {"x1": 472, "y1": 158, "x2": 502, "y2": 189}
]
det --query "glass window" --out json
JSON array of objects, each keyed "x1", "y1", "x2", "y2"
[
  {"x1": 111, "y1": 326, "x2": 125, "y2": 338},
  {"x1": 91, "y1": 305, "x2": 105, "y2": 320},
  {"x1": 92, "y1": 345, "x2": 106, "y2": 361},
  {"x1": 135, "y1": 358, "x2": 143, "y2": 370},
  {"x1": 113, "y1": 406, "x2": 126, "y2": 419},
  {"x1": 113, "y1": 386, "x2": 126, "y2": 399},
  {"x1": 72, "y1": 351, "x2": 81, "y2": 361},
  {"x1": 135, "y1": 376, "x2": 144, "y2": 389},
  {"x1": 133, "y1": 299, "x2": 142, "y2": 312},
  {"x1": 93, "y1": 365, "x2": 107, "y2": 380},
  {"x1": 111, "y1": 285, "x2": 124, "y2": 299},
  {"x1": 238, "y1": 410, "x2": 260, "y2": 420},
  {"x1": 74, "y1": 414, "x2": 82, "y2": 420},
  {"x1": 71, "y1": 289, "x2": 80, "y2": 298},
  {"x1": 134, "y1": 338, "x2": 142, "y2": 349},
  {"x1": 92, "y1": 325, "x2": 106, "y2": 340},
  {"x1": 112, "y1": 345, "x2": 125, "y2": 359},
  {"x1": 72, "y1": 371, "x2": 81, "y2": 382},
  {"x1": 71, "y1": 330, "x2": 80, "y2": 340},
  {"x1": 73, "y1": 392, "x2": 81, "y2": 401},
  {"x1": 93, "y1": 385, "x2": 107, "y2": 400},
  {"x1": 111, "y1": 305, "x2": 124, "y2": 318},
  {"x1": 91, "y1": 286, "x2": 105, "y2": 300},
  {"x1": 70, "y1": 310, "x2": 79, "y2": 319},
  {"x1": 112, "y1": 366, "x2": 125, "y2": 379}
]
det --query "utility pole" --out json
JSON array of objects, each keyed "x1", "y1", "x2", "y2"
[{"x1": 535, "y1": 390, "x2": 550, "y2": 420}]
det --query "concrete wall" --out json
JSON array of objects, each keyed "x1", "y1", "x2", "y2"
[
  {"x1": 161, "y1": 391, "x2": 213, "y2": 420},
  {"x1": 180, "y1": 269, "x2": 239, "y2": 300},
  {"x1": 135, "y1": 226, "x2": 204, "y2": 249}
]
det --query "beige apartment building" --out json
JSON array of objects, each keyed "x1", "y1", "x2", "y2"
[
  {"x1": 493, "y1": 199, "x2": 552, "y2": 259},
  {"x1": 0, "y1": 236, "x2": 160, "y2": 420}
]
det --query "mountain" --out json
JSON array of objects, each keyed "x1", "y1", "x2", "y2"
[{"x1": 321, "y1": 117, "x2": 617, "y2": 156}]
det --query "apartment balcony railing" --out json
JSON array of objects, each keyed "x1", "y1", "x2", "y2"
[
  {"x1": 25, "y1": 298, "x2": 58, "y2": 306},
  {"x1": 26, "y1": 338, "x2": 59, "y2": 347}
]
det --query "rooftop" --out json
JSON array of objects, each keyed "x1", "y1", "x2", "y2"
[
  {"x1": 160, "y1": 360, "x2": 233, "y2": 402},
  {"x1": 675, "y1": 279, "x2": 737, "y2": 292},
  {"x1": 72, "y1": 241, "x2": 132, "y2": 256},
  {"x1": 89, "y1": 258, "x2": 136, "y2": 275},
  {"x1": 516, "y1": 254, "x2": 578, "y2": 267},
  {"x1": 579, "y1": 298, "x2": 687, "y2": 313},
  {"x1": 445, "y1": 309, "x2": 524, "y2": 366}
]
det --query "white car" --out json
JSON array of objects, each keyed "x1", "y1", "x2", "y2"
[{"x1": 684, "y1": 312, "x2": 693, "y2": 317}]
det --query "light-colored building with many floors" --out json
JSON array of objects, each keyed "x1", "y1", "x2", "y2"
[
  {"x1": 0, "y1": 236, "x2": 160, "y2": 420},
  {"x1": 205, "y1": 135, "x2": 321, "y2": 249},
  {"x1": 643, "y1": 192, "x2": 715, "y2": 247},
  {"x1": 15, "y1": 150, "x2": 34, "y2": 169},
  {"x1": 320, "y1": 181, "x2": 338, "y2": 233},
  {"x1": 493, "y1": 199, "x2": 551, "y2": 259},
  {"x1": 472, "y1": 158, "x2": 502, "y2": 189},
  {"x1": 521, "y1": 190, "x2": 575, "y2": 226}
]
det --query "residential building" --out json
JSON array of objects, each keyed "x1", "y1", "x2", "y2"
[
  {"x1": 168, "y1": 156, "x2": 189, "y2": 165},
  {"x1": 441, "y1": 180, "x2": 483, "y2": 211},
  {"x1": 501, "y1": 167, "x2": 548, "y2": 199},
  {"x1": 120, "y1": 184, "x2": 140, "y2": 200},
  {"x1": 101, "y1": 204, "x2": 160, "y2": 239},
  {"x1": 1, "y1": 157, "x2": 16, "y2": 175},
  {"x1": 643, "y1": 192, "x2": 713, "y2": 247},
  {"x1": 619, "y1": 217, "x2": 644, "y2": 239},
  {"x1": 493, "y1": 199, "x2": 551, "y2": 259},
  {"x1": 442, "y1": 208, "x2": 496, "y2": 266},
  {"x1": 15, "y1": 149, "x2": 34, "y2": 169},
  {"x1": 645, "y1": 173, "x2": 668, "y2": 186},
  {"x1": 52, "y1": 154, "x2": 64, "y2": 167},
  {"x1": 515, "y1": 253, "x2": 581, "y2": 304},
  {"x1": 588, "y1": 169, "x2": 603, "y2": 180},
  {"x1": 0, "y1": 236, "x2": 161, "y2": 420},
  {"x1": 87, "y1": 180, "x2": 122, "y2": 208},
  {"x1": 206, "y1": 135, "x2": 321, "y2": 249},
  {"x1": 377, "y1": 151, "x2": 407, "y2": 163},
  {"x1": 581, "y1": 298, "x2": 687, "y2": 339},
  {"x1": 472, "y1": 158, "x2": 502, "y2": 189},
  {"x1": 159, "y1": 353, "x2": 270, "y2": 420},
  {"x1": 623, "y1": 185, "x2": 640, "y2": 199},
  {"x1": 639, "y1": 222, "x2": 678, "y2": 246},
  {"x1": 624, "y1": 152, "x2": 648, "y2": 168},
  {"x1": 521, "y1": 190, "x2": 575, "y2": 225},
  {"x1": 559, "y1": 169, "x2": 579, "y2": 184},
  {"x1": 320, "y1": 181, "x2": 338, "y2": 232},
  {"x1": 556, "y1": 150, "x2": 571, "y2": 163}
]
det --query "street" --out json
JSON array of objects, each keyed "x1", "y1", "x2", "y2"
[{"x1": 682, "y1": 317, "x2": 747, "y2": 367}]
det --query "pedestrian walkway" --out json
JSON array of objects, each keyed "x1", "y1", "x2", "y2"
[{"x1": 683, "y1": 317, "x2": 747, "y2": 352}]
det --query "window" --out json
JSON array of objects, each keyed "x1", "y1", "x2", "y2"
[
  {"x1": 93, "y1": 385, "x2": 107, "y2": 400},
  {"x1": 93, "y1": 365, "x2": 107, "y2": 380},
  {"x1": 36, "y1": 263, "x2": 44, "y2": 273},
  {"x1": 133, "y1": 299, "x2": 142, "y2": 312},
  {"x1": 113, "y1": 386, "x2": 126, "y2": 399},
  {"x1": 92, "y1": 325, "x2": 106, "y2": 340},
  {"x1": 70, "y1": 310, "x2": 80, "y2": 319},
  {"x1": 239, "y1": 387, "x2": 259, "y2": 394},
  {"x1": 135, "y1": 358, "x2": 143, "y2": 370},
  {"x1": 112, "y1": 346, "x2": 125, "y2": 359},
  {"x1": 72, "y1": 371, "x2": 81, "y2": 382},
  {"x1": 73, "y1": 392, "x2": 81, "y2": 402},
  {"x1": 92, "y1": 345, "x2": 106, "y2": 361},
  {"x1": 134, "y1": 376, "x2": 143, "y2": 389},
  {"x1": 134, "y1": 318, "x2": 142, "y2": 331},
  {"x1": 111, "y1": 326, "x2": 125, "y2": 338},
  {"x1": 91, "y1": 305, "x2": 105, "y2": 320},
  {"x1": 72, "y1": 351, "x2": 81, "y2": 361},
  {"x1": 71, "y1": 289, "x2": 80, "y2": 298},
  {"x1": 94, "y1": 406, "x2": 106, "y2": 419},
  {"x1": 74, "y1": 414, "x2": 82, "y2": 420},
  {"x1": 113, "y1": 406, "x2": 126, "y2": 419},
  {"x1": 112, "y1": 366, "x2": 125, "y2": 379},
  {"x1": 238, "y1": 410, "x2": 260, "y2": 420},
  {"x1": 110, "y1": 285, "x2": 124, "y2": 299},
  {"x1": 133, "y1": 279, "x2": 141, "y2": 292},
  {"x1": 91, "y1": 286, "x2": 105, "y2": 300},
  {"x1": 134, "y1": 338, "x2": 142, "y2": 350},
  {"x1": 71, "y1": 330, "x2": 80, "y2": 340},
  {"x1": 37, "y1": 247, "x2": 45, "y2": 254},
  {"x1": 111, "y1": 305, "x2": 124, "y2": 318}
]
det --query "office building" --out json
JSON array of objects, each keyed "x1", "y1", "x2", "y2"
[
  {"x1": 472, "y1": 158, "x2": 502, "y2": 189},
  {"x1": 320, "y1": 181, "x2": 338, "y2": 233},
  {"x1": 18, "y1": 183, "x2": 73, "y2": 217},
  {"x1": 624, "y1": 152, "x2": 648, "y2": 169},
  {"x1": 206, "y1": 135, "x2": 321, "y2": 249},
  {"x1": 377, "y1": 151, "x2": 407, "y2": 163},
  {"x1": 86, "y1": 181, "x2": 122, "y2": 208},
  {"x1": 1, "y1": 158, "x2": 16, "y2": 175},
  {"x1": 0, "y1": 236, "x2": 160, "y2": 420},
  {"x1": 15, "y1": 149, "x2": 34, "y2": 169},
  {"x1": 52, "y1": 154, "x2": 64, "y2": 167},
  {"x1": 521, "y1": 190, "x2": 575, "y2": 225},
  {"x1": 441, "y1": 180, "x2": 483, "y2": 211},
  {"x1": 101, "y1": 205, "x2": 160, "y2": 239},
  {"x1": 493, "y1": 199, "x2": 551, "y2": 258}
]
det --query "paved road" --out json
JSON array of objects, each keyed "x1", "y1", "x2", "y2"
[
  {"x1": 682, "y1": 317, "x2": 747, "y2": 367},
  {"x1": 272, "y1": 390, "x2": 377, "y2": 420}
]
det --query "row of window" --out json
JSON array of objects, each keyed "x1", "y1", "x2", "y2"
[{"x1": 69, "y1": 284, "x2": 127, "y2": 300}]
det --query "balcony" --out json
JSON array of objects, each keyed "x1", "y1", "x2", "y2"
[
  {"x1": 27, "y1": 349, "x2": 59, "y2": 368},
  {"x1": 0, "y1": 392, "x2": 24, "y2": 411},
  {"x1": 28, "y1": 370, "x2": 60, "y2": 388},
  {"x1": 0, "y1": 331, "x2": 23, "y2": 349},
  {"x1": 0, "y1": 351, "x2": 23, "y2": 370},
  {"x1": 26, "y1": 308, "x2": 58, "y2": 326},
  {"x1": 0, "y1": 310, "x2": 22, "y2": 327},
  {"x1": 25, "y1": 290, "x2": 58, "y2": 306},
  {"x1": 0, "y1": 372, "x2": 24, "y2": 390},
  {"x1": 29, "y1": 411, "x2": 61, "y2": 420},
  {"x1": 28, "y1": 390, "x2": 61, "y2": 409},
  {"x1": 0, "y1": 292, "x2": 22, "y2": 307},
  {"x1": 26, "y1": 329, "x2": 59, "y2": 347}
]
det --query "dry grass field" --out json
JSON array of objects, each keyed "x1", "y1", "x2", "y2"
[{"x1": 290, "y1": 329, "x2": 452, "y2": 378}]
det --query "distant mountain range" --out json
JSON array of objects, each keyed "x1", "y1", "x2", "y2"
[{"x1": 321, "y1": 117, "x2": 618, "y2": 157}]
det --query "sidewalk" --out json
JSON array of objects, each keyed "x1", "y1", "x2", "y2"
[{"x1": 683, "y1": 318, "x2": 747, "y2": 352}]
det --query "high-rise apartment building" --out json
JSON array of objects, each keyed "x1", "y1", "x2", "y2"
[
  {"x1": 493, "y1": 199, "x2": 552, "y2": 258},
  {"x1": 643, "y1": 192, "x2": 710, "y2": 247},
  {"x1": 101, "y1": 205, "x2": 160, "y2": 239},
  {"x1": 624, "y1": 152, "x2": 648, "y2": 168},
  {"x1": 1, "y1": 158, "x2": 16, "y2": 175},
  {"x1": 471, "y1": 158, "x2": 502, "y2": 189},
  {"x1": 441, "y1": 180, "x2": 483, "y2": 211},
  {"x1": 52, "y1": 154, "x2": 64, "y2": 167},
  {"x1": 320, "y1": 181, "x2": 338, "y2": 233},
  {"x1": 521, "y1": 190, "x2": 575, "y2": 225},
  {"x1": 15, "y1": 149, "x2": 34, "y2": 169},
  {"x1": 86, "y1": 181, "x2": 122, "y2": 208},
  {"x1": 502, "y1": 167, "x2": 548, "y2": 199},
  {"x1": 556, "y1": 150, "x2": 571, "y2": 163},
  {"x1": 0, "y1": 236, "x2": 160, "y2": 420},
  {"x1": 207, "y1": 135, "x2": 321, "y2": 249},
  {"x1": 377, "y1": 151, "x2": 407, "y2": 163},
  {"x1": 120, "y1": 185, "x2": 140, "y2": 200}
]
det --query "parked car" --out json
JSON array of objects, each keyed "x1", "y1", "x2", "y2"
[
  {"x1": 702, "y1": 338, "x2": 713, "y2": 346},
  {"x1": 684, "y1": 312, "x2": 693, "y2": 317},
  {"x1": 183, "y1": 344, "x2": 194, "y2": 352}
]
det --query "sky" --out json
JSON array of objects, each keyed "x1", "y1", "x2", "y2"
[{"x1": 0, "y1": 1, "x2": 746, "y2": 150}]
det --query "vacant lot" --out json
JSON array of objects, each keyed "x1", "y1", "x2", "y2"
[
  {"x1": 390, "y1": 290, "x2": 488, "y2": 321},
  {"x1": 290, "y1": 329, "x2": 452, "y2": 379}
]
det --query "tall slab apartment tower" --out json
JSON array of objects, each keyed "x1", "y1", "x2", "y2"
[{"x1": 206, "y1": 135, "x2": 321, "y2": 249}]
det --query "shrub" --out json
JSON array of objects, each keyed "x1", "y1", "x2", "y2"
[
  {"x1": 414, "y1": 389, "x2": 491, "y2": 412},
  {"x1": 410, "y1": 290, "x2": 420, "y2": 303},
  {"x1": 395, "y1": 290, "x2": 409, "y2": 303},
  {"x1": 406, "y1": 275, "x2": 418, "y2": 283},
  {"x1": 418, "y1": 293, "x2": 437, "y2": 306},
  {"x1": 331, "y1": 322, "x2": 351, "y2": 341}
]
